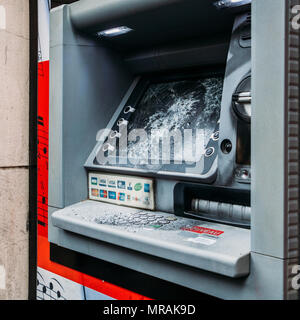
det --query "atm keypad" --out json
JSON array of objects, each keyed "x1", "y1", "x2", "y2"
[{"x1": 94, "y1": 211, "x2": 177, "y2": 228}]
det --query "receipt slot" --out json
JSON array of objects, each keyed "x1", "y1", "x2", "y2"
[{"x1": 48, "y1": 0, "x2": 300, "y2": 299}]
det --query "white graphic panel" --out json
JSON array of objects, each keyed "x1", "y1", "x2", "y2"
[
  {"x1": 37, "y1": 267, "x2": 115, "y2": 300},
  {"x1": 38, "y1": 0, "x2": 50, "y2": 62},
  {"x1": 37, "y1": 267, "x2": 85, "y2": 300}
]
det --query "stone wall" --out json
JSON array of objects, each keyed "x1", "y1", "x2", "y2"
[{"x1": 0, "y1": 0, "x2": 30, "y2": 300}]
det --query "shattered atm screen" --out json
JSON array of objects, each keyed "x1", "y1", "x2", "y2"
[{"x1": 95, "y1": 75, "x2": 224, "y2": 177}]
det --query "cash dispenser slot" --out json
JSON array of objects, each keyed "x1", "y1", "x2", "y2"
[{"x1": 174, "y1": 183, "x2": 251, "y2": 228}]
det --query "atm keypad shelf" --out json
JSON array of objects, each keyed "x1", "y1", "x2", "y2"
[{"x1": 51, "y1": 200, "x2": 250, "y2": 278}]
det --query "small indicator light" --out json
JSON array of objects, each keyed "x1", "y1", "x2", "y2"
[{"x1": 97, "y1": 26, "x2": 133, "y2": 38}]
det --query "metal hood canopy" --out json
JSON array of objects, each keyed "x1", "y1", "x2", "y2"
[{"x1": 68, "y1": 0, "x2": 237, "y2": 52}]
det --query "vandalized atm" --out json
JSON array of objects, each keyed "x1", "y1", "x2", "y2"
[{"x1": 49, "y1": 0, "x2": 300, "y2": 299}]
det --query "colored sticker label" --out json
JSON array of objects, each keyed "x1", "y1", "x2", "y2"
[
  {"x1": 134, "y1": 183, "x2": 143, "y2": 191},
  {"x1": 185, "y1": 237, "x2": 216, "y2": 246},
  {"x1": 91, "y1": 188, "x2": 99, "y2": 197},
  {"x1": 108, "y1": 180, "x2": 116, "y2": 188},
  {"x1": 144, "y1": 183, "x2": 150, "y2": 193},
  {"x1": 100, "y1": 190, "x2": 107, "y2": 198},
  {"x1": 144, "y1": 225, "x2": 162, "y2": 230},
  {"x1": 143, "y1": 196, "x2": 150, "y2": 205},
  {"x1": 117, "y1": 181, "x2": 126, "y2": 189},
  {"x1": 181, "y1": 226, "x2": 224, "y2": 236},
  {"x1": 91, "y1": 177, "x2": 97, "y2": 185},
  {"x1": 118, "y1": 193, "x2": 126, "y2": 201},
  {"x1": 108, "y1": 191, "x2": 116, "y2": 200},
  {"x1": 99, "y1": 178, "x2": 107, "y2": 187}
]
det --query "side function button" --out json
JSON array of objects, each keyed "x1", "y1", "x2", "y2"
[
  {"x1": 211, "y1": 131, "x2": 219, "y2": 141},
  {"x1": 205, "y1": 147, "x2": 215, "y2": 157}
]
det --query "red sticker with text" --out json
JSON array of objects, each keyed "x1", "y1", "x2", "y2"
[{"x1": 181, "y1": 226, "x2": 224, "y2": 236}]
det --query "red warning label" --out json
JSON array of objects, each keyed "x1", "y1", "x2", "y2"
[{"x1": 181, "y1": 226, "x2": 224, "y2": 236}]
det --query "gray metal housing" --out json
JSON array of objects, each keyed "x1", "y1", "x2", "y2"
[{"x1": 48, "y1": 0, "x2": 300, "y2": 299}]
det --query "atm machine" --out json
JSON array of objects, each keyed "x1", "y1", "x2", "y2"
[{"x1": 48, "y1": 0, "x2": 300, "y2": 299}]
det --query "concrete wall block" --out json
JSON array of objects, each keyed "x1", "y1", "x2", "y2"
[
  {"x1": 0, "y1": 0, "x2": 29, "y2": 300},
  {"x1": 0, "y1": 168, "x2": 29, "y2": 300},
  {"x1": 0, "y1": 0, "x2": 29, "y2": 167}
]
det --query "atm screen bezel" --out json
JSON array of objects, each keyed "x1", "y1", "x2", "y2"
[{"x1": 86, "y1": 66, "x2": 226, "y2": 183}]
